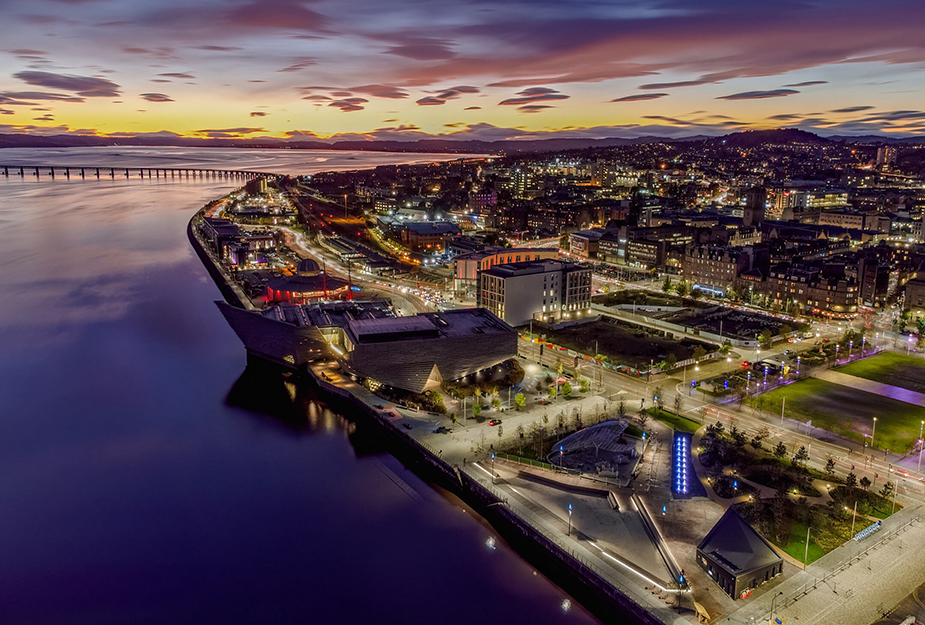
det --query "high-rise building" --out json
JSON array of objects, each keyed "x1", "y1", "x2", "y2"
[
  {"x1": 876, "y1": 146, "x2": 897, "y2": 167},
  {"x1": 743, "y1": 187, "x2": 767, "y2": 227},
  {"x1": 478, "y1": 260, "x2": 592, "y2": 326}
]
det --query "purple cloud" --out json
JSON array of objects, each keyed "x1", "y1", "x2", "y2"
[
  {"x1": 499, "y1": 87, "x2": 569, "y2": 106},
  {"x1": 14, "y1": 71, "x2": 120, "y2": 97},
  {"x1": 277, "y1": 58, "x2": 317, "y2": 72},
  {"x1": 518, "y1": 104, "x2": 554, "y2": 113},
  {"x1": 140, "y1": 93, "x2": 174, "y2": 102},
  {"x1": 157, "y1": 72, "x2": 195, "y2": 80},
  {"x1": 717, "y1": 89, "x2": 799, "y2": 100},
  {"x1": 785, "y1": 80, "x2": 828, "y2": 87},
  {"x1": 328, "y1": 97, "x2": 368, "y2": 112},
  {"x1": 830, "y1": 106, "x2": 874, "y2": 113},
  {"x1": 0, "y1": 91, "x2": 84, "y2": 103},
  {"x1": 611, "y1": 93, "x2": 669, "y2": 102}
]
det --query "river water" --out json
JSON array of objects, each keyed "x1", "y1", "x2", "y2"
[{"x1": 0, "y1": 148, "x2": 597, "y2": 625}]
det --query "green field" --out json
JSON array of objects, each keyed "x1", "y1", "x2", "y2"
[
  {"x1": 781, "y1": 522, "x2": 825, "y2": 565},
  {"x1": 836, "y1": 352, "x2": 925, "y2": 394},
  {"x1": 645, "y1": 407, "x2": 701, "y2": 433},
  {"x1": 748, "y1": 378, "x2": 925, "y2": 453}
]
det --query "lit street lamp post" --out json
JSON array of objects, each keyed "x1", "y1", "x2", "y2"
[
  {"x1": 567, "y1": 503, "x2": 573, "y2": 536},
  {"x1": 491, "y1": 452, "x2": 495, "y2": 484},
  {"x1": 769, "y1": 591, "x2": 784, "y2": 624},
  {"x1": 872, "y1": 417, "x2": 877, "y2": 450},
  {"x1": 918, "y1": 420, "x2": 924, "y2": 473}
]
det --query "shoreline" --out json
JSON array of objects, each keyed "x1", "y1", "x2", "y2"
[{"x1": 187, "y1": 193, "x2": 665, "y2": 625}]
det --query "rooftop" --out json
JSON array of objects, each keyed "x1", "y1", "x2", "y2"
[{"x1": 697, "y1": 508, "x2": 782, "y2": 576}]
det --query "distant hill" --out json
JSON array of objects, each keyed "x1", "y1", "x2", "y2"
[
  {"x1": 0, "y1": 127, "x2": 922, "y2": 155},
  {"x1": 708, "y1": 128, "x2": 833, "y2": 148}
]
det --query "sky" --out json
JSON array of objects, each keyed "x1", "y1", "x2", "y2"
[{"x1": 2, "y1": 0, "x2": 925, "y2": 142}]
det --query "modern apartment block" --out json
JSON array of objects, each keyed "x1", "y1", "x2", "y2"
[{"x1": 478, "y1": 260, "x2": 592, "y2": 326}]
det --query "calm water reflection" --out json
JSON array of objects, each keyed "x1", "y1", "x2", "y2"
[{"x1": 0, "y1": 167, "x2": 597, "y2": 625}]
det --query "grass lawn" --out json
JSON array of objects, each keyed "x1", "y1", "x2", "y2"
[
  {"x1": 625, "y1": 424, "x2": 646, "y2": 438},
  {"x1": 781, "y1": 522, "x2": 825, "y2": 565},
  {"x1": 747, "y1": 378, "x2": 925, "y2": 453},
  {"x1": 645, "y1": 407, "x2": 701, "y2": 433},
  {"x1": 836, "y1": 352, "x2": 925, "y2": 394}
]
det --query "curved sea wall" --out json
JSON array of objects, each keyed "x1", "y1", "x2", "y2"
[{"x1": 190, "y1": 195, "x2": 666, "y2": 625}]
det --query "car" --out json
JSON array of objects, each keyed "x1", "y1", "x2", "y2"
[
  {"x1": 488, "y1": 419, "x2": 502, "y2": 426},
  {"x1": 821, "y1": 338, "x2": 830, "y2": 343},
  {"x1": 402, "y1": 423, "x2": 412, "y2": 430},
  {"x1": 783, "y1": 350, "x2": 795, "y2": 357},
  {"x1": 741, "y1": 361, "x2": 751, "y2": 369},
  {"x1": 374, "y1": 404, "x2": 385, "y2": 409}
]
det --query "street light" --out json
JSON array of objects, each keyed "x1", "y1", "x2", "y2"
[
  {"x1": 491, "y1": 452, "x2": 495, "y2": 484},
  {"x1": 872, "y1": 417, "x2": 877, "y2": 450},
  {"x1": 769, "y1": 591, "x2": 784, "y2": 624},
  {"x1": 568, "y1": 503, "x2": 573, "y2": 536},
  {"x1": 918, "y1": 420, "x2": 924, "y2": 473}
]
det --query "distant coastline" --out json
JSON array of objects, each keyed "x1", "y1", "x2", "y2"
[{"x1": 4, "y1": 127, "x2": 924, "y2": 157}]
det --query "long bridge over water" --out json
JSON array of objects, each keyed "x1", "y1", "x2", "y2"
[{"x1": 1, "y1": 164, "x2": 277, "y2": 180}]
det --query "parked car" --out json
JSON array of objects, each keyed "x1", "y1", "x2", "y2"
[{"x1": 488, "y1": 419, "x2": 502, "y2": 426}]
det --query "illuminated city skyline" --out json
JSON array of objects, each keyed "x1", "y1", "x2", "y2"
[{"x1": 2, "y1": 0, "x2": 925, "y2": 142}]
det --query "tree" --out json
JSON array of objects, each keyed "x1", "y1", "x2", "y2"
[
  {"x1": 654, "y1": 387, "x2": 665, "y2": 411},
  {"x1": 860, "y1": 476, "x2": 871, "y2": 491},
  {"x1": 492, "y1": 396, "x2": 501, "y2": 409},
  {"x1": 515, "y1": 424, "x2": 525, "y2": 453},
  {"x1": 759, "y1": 329, "x2": 773, "y2": 349},
  {"x1": 692, "y1": 345, "x2": 707, "y2": 362},
  {"x1": 779, "y1": 323, "x2": 793, "y2": 337},
  {"x1": 497, "y1": 425, "x2": 504, "y2": 441},
  {"x1": 879, "y1": 481, "x2": 894, "y2": 500},
  {"x1": 750, "y1": 436, "x2": 763, "y2": 451},
  {"x1": 664, "y1": 353, "x2": 677, "y2": 370},
  {"x1": 845, "y1": 471, "x2": 858, "y2": 490},
  {"x1": 562, "y1": 382, "x2": 573, "y2": 398},
  {"x1": 662, "y1": 274, "x2": 672, "y2": 293},
  {"x1": 579, "y1": 379, "x2": 590, "y2": 393},
  {"x1": 792, "y1": 445, "x2": 809, "y2": 468},
  {"x1": 638, "y1": 411, "x2": 649, "y2": 429},
  {"x1": 676, "y1": 280, "x2": 689, "y2": 297},
  {"x1": 514, "y1": 393, "x2": 526, "y2": 410},
  {"x1": 548, "y1": 385, "x2": 557, "y2": 400},
  {"x1": 450, "y1": 412, "x2": 458, "y2": 425},
  {"x1": 731, "y1": 426, "x2": 747, "y2": 447},
  {"x1": 474, "y1": 387, "x2": 483, "y2": 401},
  {"x1": 773, "y1": 441, "x2": 788, "y2": 460},
  {"x1": 825, "y1": 457, "x2": 836, "y2": 479},
  {"x1": 617, "y1": 398, "x2": 626, "y2": 419},
  {"x1": 544, "y1": 373, "x2": 553, "y2": 386},
  {"x1": 673, "y1": 393, "x2": 683, "y2": 416},
  {"x1": 719, "y1": 341, "x2": 732, "y2": 356},
  {"x1": 535, "y1": 379, "x2": 544, "y2": 393},
  {"x1": 472, "y1": 403, "x2": 482, "y2": 419},
  {"x1": 555, "y1": 360, "x2": 564, "y2": 376}
]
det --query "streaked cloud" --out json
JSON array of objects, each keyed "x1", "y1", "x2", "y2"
[
  {"x1": 140, "y1": 92, "x2": 174, "y2": 102},
  {"x1": 13, "y1": 71, "x2": 120, "y2": 97},
  {"x1": 499, "y1": 87, "x2": 569, "y2": 106},
  {"x1": 611, "y1": 93, "x2": 669, "y2": 102},
  {"x1": 717, "y1": 89, "x2": 800, "y2": 100}
]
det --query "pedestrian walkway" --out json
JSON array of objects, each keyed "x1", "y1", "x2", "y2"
[
  {"x1": 717, "y1": 505, "x2": 925, "y2": 625},
  {"x1": 814, "y1": 369, "x2": 925, "y2": 406}
]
